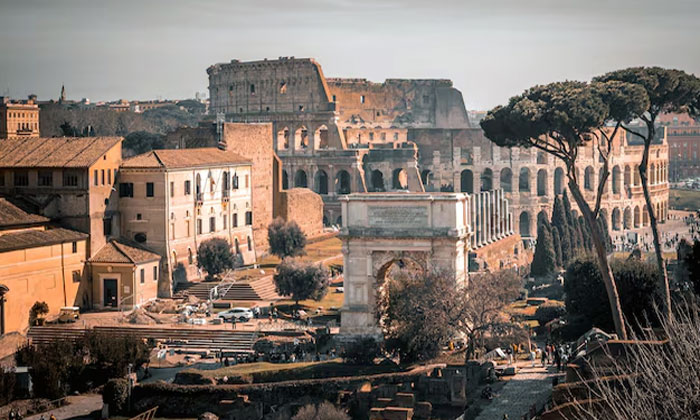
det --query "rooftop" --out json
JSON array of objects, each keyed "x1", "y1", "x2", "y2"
[
  {"x1": 0, "y1": 137, "x2": 122, "y2": 168},
  {"x1": 0, "y1": 227, "x2": 87, "y2": 253},
  {"x1": 121, "y1": 148, "x2": 251, "y2": 170},
  {"x1": 0, "y1": 198, "x2": 49, "y2": 229},
  {"x1": 90, "y1": 240, "x2": 161, "y2": 264}
]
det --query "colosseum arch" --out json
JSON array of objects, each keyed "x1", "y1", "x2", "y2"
[
  {"x1": 421, "y1": 170, "x2": 432, "y2": 189},
  {"x1": 460, "y1": 169, "x2": 474, "y2": 193},
  {"x1": 314, "y1": 125, "x2": 329, "y2": 149},
  {"x1": 650, "y1": 163, "x2": 656, "y2": 184},
  {"x1": 335, "y1": 170, "x2": 351, "y2": 194},
  {"x1": 370, "y1": 170, "x2": 385, "y2": 192},
  {"x1": 642, "y1": 207, "x2": 649, "y2": 226},
  {"x1": 519, "y1": 211, "x2": 532, "y2": 238},
  {"x1": 481, "y1": 168, "x2": 493, "y2": 191},
  {"x1": 294, "y1": 126, "x2": 309, "y2": 150},
  {"x1": 584, "y1": 166, "x2": 594, "y2": 191},
  {"x1": 612, "y1": 208, "x2": 621, "y2": 230},
  {"x1": 277, "y1": 127, "x2": 290, "y2": 150},
  {"x1": 612, "y1": 166, "x2": 621, "y2": 195},
  {"x1": 624, "y1": 207, "x2": 632, "y2": 229},
  {"x1": 314, "y1": 169, "x2": 329, "y2": 195},
  {"x1": 634, "y1": 165, "x2": 641, "y2": 186},
  {"x1": 554, "y1": 168, "x2": 564, "y2": 195},
  {"x1": 392, "y1": 168, "x2": 408, "y2": 190},
  {"x1": 282, "y1": 170, "x2": 289, "y2": 190},
  {"x1": 537, "y1": 169, "x2": 548, "y2": 196},
  {"x1": 634, "y1": 206, "x2": 641, "y2": 228},
  {"x1": 519, "y1": 168, "x2": 531, "y2": 193},
  {"x1": 624, "y1": 165, "x2": 631, "y2": 189},
  {"x1": 294, "y1": 169, "x2": 308, "y2": 188},
  {"x1": 500, "y1": 168, "x2": 513, "y2": 192}
]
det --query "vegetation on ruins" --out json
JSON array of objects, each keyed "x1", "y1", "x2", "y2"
[
  {"x1": 123, "y1": 131, "x2": 165, "y2": 156},
  {"x1": 28, "y1": 301, "x2": 49, "y2": 326},
  {"x1": 678, "y1": 239, "x2": 700, "y2": 297},
  {"x1": 103, "y1": 378, "x2": 130, "y2": 414},
  {"x1": 268, "y1": 217, "x2": 307, "y2": 259},
  {"x1": 568, "y1": 303, "x2": 700, "y2": 420},
  {"x1": 595, "y1": 67, "x2": 700, "y2": 319},
  {"x1": 377, "y1": 267, "x2": 520, "y2": 363},
  {"x1": 341, "y1": 337, "x2": 381, "y2": 365},
  {"x1": 564, "y1": 257, "x2": 660, "y2": 335},
  {"x1": 197, "y1": 238, "x2": 238, "y2": 281},
  {"x1": 273, "y1": 259, "x2": 330, "y2": 309},
  {"x1": 531, "y1": 219, "x2": 557, "y2": 276},
  {"x1": 481, "y1": 80, "x2": 650, "y2": 339},
  {"x1": 292, "y1": 401, "x2": 350, "y2": 420},
  {"x1": 15, "y1": 331, "x2": 151, "y2": 400}
]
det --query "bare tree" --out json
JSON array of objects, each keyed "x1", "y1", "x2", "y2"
[{"x1": 566, "y1": 303, "x2": 700, "y2": 419}]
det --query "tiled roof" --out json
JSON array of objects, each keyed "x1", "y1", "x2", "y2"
[
  {"x1": 121, "y1": 148, "x2": 251, "y2": 170},
  {"x1": 90, "y1": 240, "x2": 161, "y2": 264},
  {"x1": 0, "y1": 198, "x2": 48, "y2": 228},
  {"x1": 0, "y1": 137, "x2": 122, "y2": 168},
  {"x1": 0, "y1": 227, "x2": 87, "y2": 253}
]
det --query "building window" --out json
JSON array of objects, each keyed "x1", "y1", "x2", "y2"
[
  {"x1": 103, "y1": 218, "x2": 112, "y2": 236},
  {"x1": 94, "y1": 170, "x2": 98, "y2": 186},
  {"x1": 119, "y1": 182, "x2": 133, "y2": 197},
  {"x1": 136, "y1": 213, "x2": 142, "y2": 220},
  {"x1": 299, "y1": 105, "x2": 304, "y2": 111},
  {"x1": 209, "y1": 216, "x2": 216, "y2": 232},
  {"x1": 360, "y1": 95, "x2": 365, "y2": 104},
  {"x1": 245, "y1": 211, "x2": 252, "y2": 226},
  {"x1": 146, "y1": 182, "x2": 154, "y2": 197},
  {"x1": 233, "y1": 213, "x2": 238, "y2": 227},
  {"x1": 197, "y1": 219, "x2": 202, "y2": 234},
  {"x1": 188, "y1": 248, "x2": 193, "y2": 265},
  {"x1": 134, "y1": 232, "x2": 147, "y2": 243},
  {"x1": 223, "y1": 215, "x2": 227, "y2": 230},
  {"x1": 170, "y1": 181, "x2": 174, "y2": 197},
  {"x1": 247, "y1": 236, "x2": 252, "y2": 251},
  {"x1": 113, "y1": 169, "x2": 118, "y2": 182},
  {"x1": 250, "y1": 84, "x2": 255, "y2": 94},
  {"x1": 107, "y1": 169, "x2": 112, "y2": 184},
  {"x1": 101, "y1": 169, "x2": 105, "y2": 185},
  {"x1": 140, "y1": 268, "x2": 145, "y2": 284},
  {"x1": 381, "y1": 132, "x2": 386, "y2": 141},
  {"x1": 332, "y1": 95, "x2": 336, "y2": 102},
  {"x1": 233, "y1": 175, "x2": 239, "y2": 189},
  {"x1": 72, "y1": 270, "x2": 81, "y2": 283},
  {"x1": 245, "y1": 175, "x2": 249, "y2": 188},
  {"x1": 393, "y1": 132, "x2": 399, "y2": 141},
  {"x1": 185, "y1": 180, "x2": 191, "y2": 195},
  {"x1": 153, "y1": 266, "x2": 158, "y2": 282},
  {"x1": 72, "y1": 241, "x2": 77, "y2": 253},
  {"x1": 369, "y1": 132, "x2": 374, "y2": 141},
  {"x1": 14, "y1": 171, "x2": 28, "y2": 186},
  {"x1": 38, "y1": 170, "x2": 53, "y2": 187},
  {"x1": 170, "y1": 223, "x2": 175, "y2": 240},
  {"x1": 62, "y1": 171, "x2": 78, "y2": 187}
]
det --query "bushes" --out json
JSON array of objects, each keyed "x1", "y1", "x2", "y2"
[
  {"x1": 29, "y1": 301, "x2": 49, "y2": 326},
  {"x1": 341, "y1": 337, "x2": 381, "y2": 365},
  {"x1": 293, "y1": 401, "x2": 349, "y2": 420},
  {"x1": 0, "y1": 369, "x2": 16, "y2": 406},
  {"x1": 103, "y1": 378, "x2": 130, "y2": 414},
  {"x1": 534, "y1": 301, "x2": 566, "y2": 326}
]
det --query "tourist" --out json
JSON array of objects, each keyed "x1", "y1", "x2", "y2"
[
  {"x1": 231, "y1": 316, "x2": 237, "y2": 330},
  {"x1": 224, "y1": 357, "x2": 230, "y2": 367},
  {"x1": 541, "y1": 348, "x2": 547, "y2": 367}
]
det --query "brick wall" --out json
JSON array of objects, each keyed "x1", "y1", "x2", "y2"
[
  {"x1": 277, "y1": 188, "x2": 323, "y2": 238},
  {"x1": 473, "y1": 234, "x2": 531, "y2": 272}
]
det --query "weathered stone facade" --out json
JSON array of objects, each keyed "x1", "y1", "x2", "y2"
[
  {"x1": 277, "y1": 188, "x2": 323, "y2": 238},
  {"x1": 206, "y1": 57, "x2": 671, "y2": 238},
  {"x1": 0, "y1": 96, "x2": 40, "y2": 140}
]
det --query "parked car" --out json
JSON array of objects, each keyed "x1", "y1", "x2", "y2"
[
  {"x1": 218, "y1": 307, "x2": 254, "y2": 322},
  {"x1": 57, "y1": 306, "x2": 80, "y2": 323}
]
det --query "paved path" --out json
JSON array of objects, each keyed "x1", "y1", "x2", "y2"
[
  {"x1": 25, "y1": 394, "x2": 102, "y2": 420},
  {"x1": 475, "y1": 366, "x2": 558, "y2": 420}
]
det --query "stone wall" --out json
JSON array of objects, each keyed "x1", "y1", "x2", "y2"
[
  {"x1": 276, "y1": 188, "x2": 324, "y2": 238},
  {"x1": 473, "y1": 233, "x2": 531, "y2": 272}
]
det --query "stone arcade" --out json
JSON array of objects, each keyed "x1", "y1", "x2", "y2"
[{"x1": 338, "y1": 191, "x2": 513, "y2": 337}]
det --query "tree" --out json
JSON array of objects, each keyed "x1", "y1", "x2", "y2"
[
  {"x1": 29, "y1": 301, "x2": 49, "y2": 326},
  {"x1": 565, "y1": 257, "x2": 661, "y2": 334},
  {"x1": 532, "y1": 220, "x2": 557, "y2": 276},
  {"x1": 534, "y1": 300, "x2": 566, "y2": 327},
  {"x1": 273, "y1": 259, "x2": 330, "y2": 309},
  {"x1": 551, "y1": 226, "x2": 563, "y2": 268},
  {"x1": 595, "y1": 68, "x2": 700, "y2": 319},
  {"x1": 481, "y1": 80, "x2": 648, "y2": 339},
  {"x1": 268, "y1": 218, "x2": 307, "y2": 259},
  {"x1": 123, "y1": 131, "x2": 165, "y2": 156},
  {"x1": 551, "y1": 196, "x2": 573, "y2": 264},
  {"x1": 196, "y1": 238, "x2": 238, "y2": 280},
  {"x1": 292, "y1": 402, "x2": 350, "y2": 420},
  {"x1": 680, "y1": 239, "x2": 700, "y2": 296}
]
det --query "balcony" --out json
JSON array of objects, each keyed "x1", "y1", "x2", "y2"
[
  {"x1": 222, "y1": 189, "x2": 230, "y2": 202},
  {"x1": 195, "y1": 193, "x2": 203, "y2": 206}
]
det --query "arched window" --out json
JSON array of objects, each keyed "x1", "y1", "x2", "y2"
[
  {"x1": 392, "y1": 168, "x2": 407, "y2": 190},
  {"x1": 277, "y1": 127, "x2": 290, "y2": 150},
  {"x1": 554, "y1": 167, "x2": 564, "y2": 195},
  {"x1": 584, "y1": 166, "x2": 594, "y2": 191},
  {"x1": 315, "y1": 125, "x2": 329, "y2": 149},
  {"x1": 519, "y1": 168, "x2": 530, "y2": 192},
  {"x1": 480, "y1": 168, "x2": 493, "y2": 192},
  {"x1": 460, "y1": 170, "x2": 473, "y2": 193},
  {"x1": 294, "y1": 126, "x2": 308, "y2": 149},
  {"x1": 421, "y1": 170, "x2": 432, "y2": 189},
  {"x1": 612, "y1": 166, "x2": 621, "y2": 194},
  {"x1": 314, "y1": 170, "x2": 328, "y2": 195},
  {"x1": 294, "y1": 170, "x2": 308, "y2": 188},
  {"x1": 335, "y1": 170, "x2": 351, "y2": 194},
  {"x1": 499, "y1": 168, "x2": 512, "y2": 192},
  {"x1": 282, "y1": 170, "x2": 289, "y2": 190},
  {"x1": 370, "y1": 170, "x2": 385, "y2": 192},
  {"x1": 537, "y1": 169, "x2": 547, "y2": 196},
  {"x1": 519, "y1": 212, "x2": 531, "y2": 237}
]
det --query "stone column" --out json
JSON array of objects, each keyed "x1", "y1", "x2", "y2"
[{"x1": 484, "y1": 192, "x2": 491, "y2": 243}]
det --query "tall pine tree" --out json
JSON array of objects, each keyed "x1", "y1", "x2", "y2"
[
  {"x1": 531, "y1": 219, "x2": 557, "y2": 277},
  {"x1": 552, "y1": 225, "x2": 563, "y2": 268}
]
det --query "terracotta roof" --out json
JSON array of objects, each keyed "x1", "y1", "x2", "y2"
[
  {"x1": 0, "y1": 137, "x2": 121, "y2": 168},
  {"x1": 90, "y1": 240, "x2": 161, "y2": 264},
  {"x1": 121, "y1": 148, "x2": 251, "y2": 170},
  {"x1": 0, "y1": 227, "x2": 87, "y2": 253},
  {"x1": 0, "y1": 198, "x2": 49, "y2": 228}
]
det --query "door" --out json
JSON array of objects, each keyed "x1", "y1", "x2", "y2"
[{"x1": 103, "y1": 279, "x2": 118, "y2": 308}]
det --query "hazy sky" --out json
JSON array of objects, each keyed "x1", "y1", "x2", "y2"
[{"x1": 1, "y1": 0, "x2": 699, "y2": 109}]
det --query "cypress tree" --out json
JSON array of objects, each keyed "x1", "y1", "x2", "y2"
[
  {"x1": 551, "y1": 196, "x2": 572, "y2": 263},
  {"x1": 563, "y1": 191, "x2": 575, "y2": 227},
  {"x1": 552, "y1": 225, "x2": 563, "y2": 268},
  {"x1": 531, "y1": 220, "x2": 557, "y2": 277}
]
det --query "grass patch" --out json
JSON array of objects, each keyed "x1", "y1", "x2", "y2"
[
  {"x1": 670, "y1": 189, "x2": 700, "y2": 211},
  {"x1": 182, "y1": 359, "x2": 401, "y2": 383}
]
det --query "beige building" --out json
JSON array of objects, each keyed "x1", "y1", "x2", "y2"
[
  {"x1": 0, "y1": 198, "x2": 88, "y2": 335},
  {"x1": 89, "y1": 240, "x2": 161, "y2": 309},
  {"x1": 118, "y1": 148, "x2": 255, "y2": 296},
  {"x1": 0, "y1": 96, "x2": 40, "y2": 140},
  {"x1": 0, "y1": 136, "x2": 123, "y2": 256}
]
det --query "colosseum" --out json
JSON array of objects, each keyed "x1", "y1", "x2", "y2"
[{"x1": 204, "y1": 56, "x2": 669, "y2": 238}]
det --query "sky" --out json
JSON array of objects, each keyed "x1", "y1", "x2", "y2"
[{"x1": 1, "y1": 0, "x2": 699, "y2": 110}]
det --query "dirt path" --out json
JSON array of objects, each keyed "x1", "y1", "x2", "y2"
[{"x1": 24, "y1": 394, "x2": 102, "y2": 420}]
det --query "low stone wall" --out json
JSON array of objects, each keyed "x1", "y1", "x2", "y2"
[
  {"x1": 276, "y1": 188, "x2": 324, "y2": 238},
  {"x1": 473, "y1": 233, "x2": 531, "y2": 271}
]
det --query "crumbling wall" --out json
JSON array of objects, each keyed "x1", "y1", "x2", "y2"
[{"x1": 276, "y1": 188, "x2": 323, "y2": 238}]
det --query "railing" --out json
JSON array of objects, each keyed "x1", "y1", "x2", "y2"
[{"x1": 128, "y1": 406, "x2": 158, "y2": 420}]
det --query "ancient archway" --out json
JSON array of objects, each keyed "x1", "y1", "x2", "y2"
[
  {"x1": 460, "y1": 169, "x2": 473, "y2": 193},
  {"x1": 336, "y1": 170, "x2": 351, "y2": 194},
  {"x1": 338, "y1": 194, "x2": 470, "y2": 336}
]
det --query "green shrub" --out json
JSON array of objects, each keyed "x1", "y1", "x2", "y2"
[
  {"x1": 534, "y1": 301, "x2": 566, "y2": 326},
  {"x1": 103, "y1": 378, "x2": 130, "y2": 414},
  {"x1": 341, "y1": 337, "x2": 381, "y2": 365},
  {"x1": 293, "y1": 401, "x2": 349, "y2": 420}
]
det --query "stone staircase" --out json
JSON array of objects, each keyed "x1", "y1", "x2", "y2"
[
  {"x1": 173, "y1": 277, "x2": 281, "y2": 302},
  {"x1": 28, "y1": 325, "x2": 256, "y2": 354}
]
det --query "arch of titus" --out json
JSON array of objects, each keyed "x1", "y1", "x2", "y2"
[{"x1": 338, "y1": 191, "x2": 513, "y2": 336}]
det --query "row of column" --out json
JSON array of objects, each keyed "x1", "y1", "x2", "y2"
[{"x1": 469, "y1": 189, "x2": 514, "y2": 249}]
